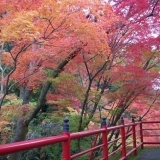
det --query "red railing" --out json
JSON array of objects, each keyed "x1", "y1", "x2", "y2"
[{"x1": 0, "y1": 117, "x2": 160, "y2": 160}]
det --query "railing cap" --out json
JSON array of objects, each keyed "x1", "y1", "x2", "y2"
[
  {"x1": 63, "y1": 117, "x2": 69, "y2": 132},
  {"x1": 132, "y1": 117, "x2": 135, "y2": 123},
  {"x1": 101, "y1": 116, "x2": 107, "y2": 127},
  {"x1": 121, "y1": 116, "x2": 124, "y2": 124}
]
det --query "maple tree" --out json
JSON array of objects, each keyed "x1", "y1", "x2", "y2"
[
  {"x1": 89, "y1": 0, "x2": 160, "y2": 155},
  {"x1": 0, "y1": 0, "x2": 159, "y2": 159},
  {"x1": 66, "y1": 0, "x2": 160, "y2": 133},
  {"x1": 0, "y1": 0, "x2": 116, "y2": 159},
  {"x1": 103, "y1": 0, "x2": 160, "y2": 124}
]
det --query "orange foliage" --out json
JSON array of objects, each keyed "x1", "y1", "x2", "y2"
[{"x1": 0, "y1": 0, "x2": 117, "y2": 91}]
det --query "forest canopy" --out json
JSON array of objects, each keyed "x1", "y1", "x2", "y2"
[{"x1": 0, "y1": 0, "x2": 159, "y2": 159}]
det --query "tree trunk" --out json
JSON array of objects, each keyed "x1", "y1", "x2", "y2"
[
  {"x1": 8, "y1": 87, "x2": 33, "y2": 158},
  {"x1": 8, "y1": 117, "x2": 28, "y2": 160},
  {"x1": 8, "y1": 87, "x2": 33, "y2": 159}
]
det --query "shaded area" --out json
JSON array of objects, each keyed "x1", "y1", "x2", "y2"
[{"x1": 137, "y1": 148, "x2": 160, "y2": 160}]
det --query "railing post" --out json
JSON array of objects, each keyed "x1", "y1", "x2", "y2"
[
  {"x1": 139, "y1": 117, "x2": 144, "y2": 149},
  {"x1": 62, "y1": 117, "x2": 71, "y2": 160},
  {"x1": 101, "y1": 117, "x2": 108, "y2": 160},
  {"x1": 120, "y1": 117, "x2": 126, "y2": 160},
  {"x1": 132, "y1": 117, "x2": 137, "y2": 156}
]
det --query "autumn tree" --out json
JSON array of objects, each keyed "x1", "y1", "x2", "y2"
[
  {"x1": 90, "y1": 0, "x2": 160, "y2": 155},
  {"x1": 65, "y1": 0, "x2": 160, "y2": 133},
  {"x1": 0, "y1": 0, "x2": 116, "y2": 159}
]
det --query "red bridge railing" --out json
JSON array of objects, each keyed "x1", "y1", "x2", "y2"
[{"x1": 0, "y1": 117, "x2": 160, "y2": 160}]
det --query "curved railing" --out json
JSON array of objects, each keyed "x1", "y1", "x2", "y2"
[{"x1": 0, "y1": 117, "x2": 160, "y2": 160}]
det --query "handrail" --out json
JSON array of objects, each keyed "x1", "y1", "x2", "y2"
[
  {"x1": 70, "y1": 128, "x2": 106, "y2": 139},
  {"x1": 0, "y1": 134, "x2": 68, "y2": 155},
  {"x1": 0, "y1": 117, "x2": 160, "y2": 160}
]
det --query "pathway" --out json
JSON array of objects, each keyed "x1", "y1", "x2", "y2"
[{"x1": 137, "y1": 148, "x2": 160, "y2": 160}]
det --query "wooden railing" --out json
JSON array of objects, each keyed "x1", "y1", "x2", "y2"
[{"x1": 0, "y1": 117, "x2": 160, "y2": 160}]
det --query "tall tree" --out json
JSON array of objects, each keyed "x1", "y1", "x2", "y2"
[{"x1": 0, "y1": 0, "x2": 116, "y2": 159}]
